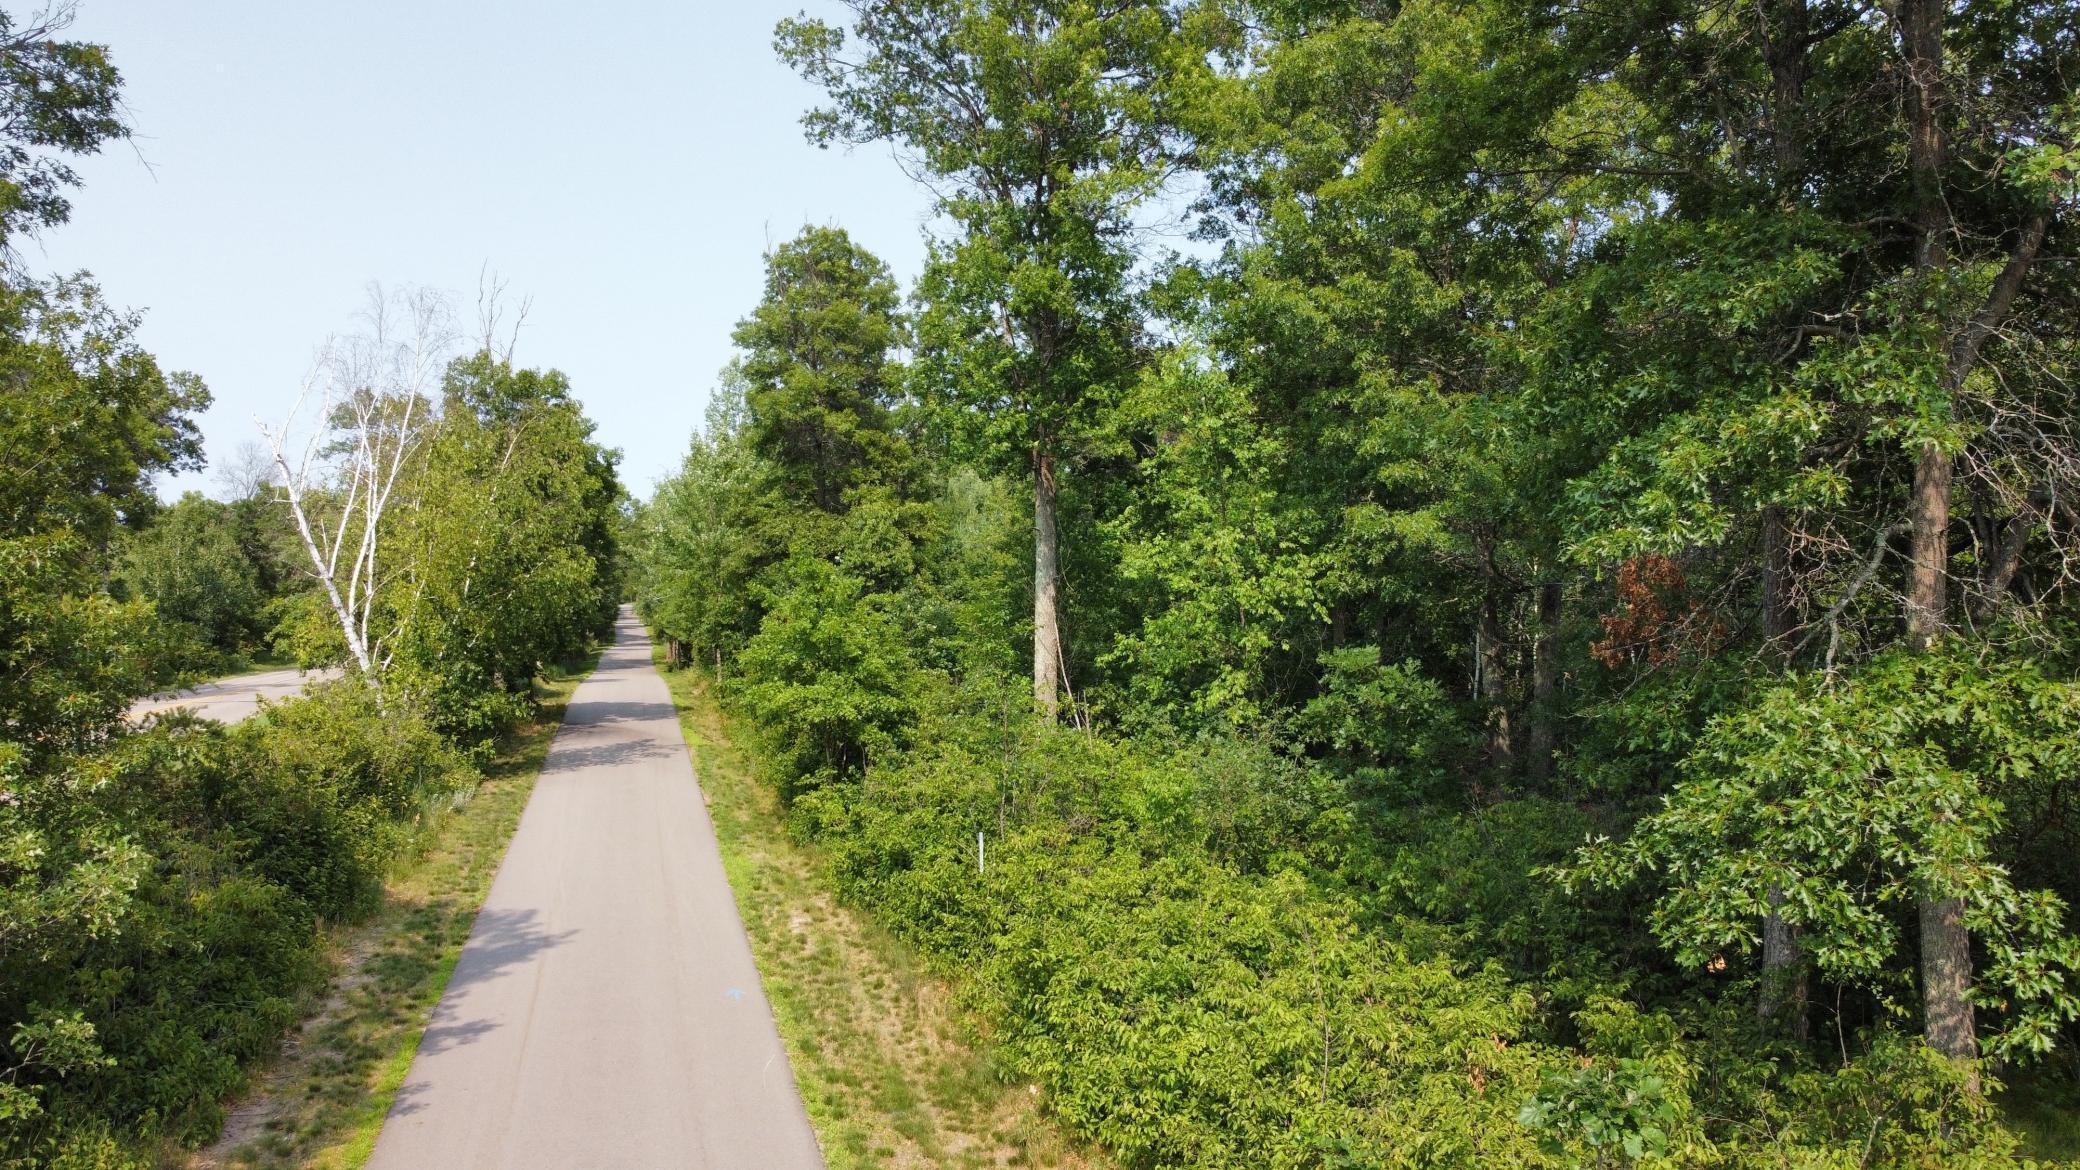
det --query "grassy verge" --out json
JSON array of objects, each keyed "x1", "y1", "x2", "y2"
[
  {"x1": 2003, "y1": 1067, "x2": 2080, "y2": 1163},
  {"x1": 186, "y1": 659, "x2": 595, "y2": 1170},
  {"x1": 657, "y1": 659, "x2": 1104, "y2": 1170}
]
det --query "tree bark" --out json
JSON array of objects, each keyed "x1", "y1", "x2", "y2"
[
  {"x1": 1920, "y1": 895, "x2": 1978, "y2": 1075},
  {"x1": 1033, "y1": 442, "x2": 1064, "y2": 720},
  {"x1": 1898, "y1": 213, "x2": 2051, "y2": 1082},
  {"x1": 1764, "y1": 0, "x2": 1809, "y2": 182},
  {"x1": 1760, "y1": 505, "x2": 1795, "y2": 653},
  {"x1": 1526, "y1": 581, "x2": 1561, "y2": 781},
  {"x1": 1905, "y1": 441, "x2": 1954, "y2": 656},
  {"x1": 1476, "y1": 539, "x2": 1513, "y2": 771},
  {"x1": 1897, "y1": 0, "x2": 1977, "y2": 1081},
  {"x1": 1980, "y1": 505, "x2": 2032, "y2": 615},
  {"x1": 1760, "y1": 888, "x2": 1810, "y2": 1042},
  {"x1": 1758, "y1": 505, "x2": 1809, "y2": 1036}
]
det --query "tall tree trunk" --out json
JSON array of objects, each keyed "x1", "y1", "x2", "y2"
[
  {"x1": 1920, "y1": 895, "x2": 1976, "y2": 1068},
  {"x1": 1764, "y1": 0, "x2": 1809, "y2": 182},
  {"x1": 1033, "y1": 441, "x2": 1064, "y2": 721},
  {"x1": 1760, "y1": 889, "x2": 1810, "y2": 1042},
  {"x1": 1897, "y1": 0, "x2": 1977, "y2": 1080},
  {"x1": 1758, "y1": 0, "x2": 1815, "y2": 1038},
  {"x1": 1760, "y1": 505, "x2": 1795, "y2": 654},
  {"x1": 1757, "y1": 505, "x2": 1809, "y2": 1037},
  {"x1": 1905, "y1": 442, "x2": 1954, "y2": 656},
  {"x1": 1907, "y1": 440, "x2": 1977, "y2": 1077},
  {"x1": 1525, "y1": 581, "x2": 1561, "y2": 781},
  {"x1": 1899, "y1": 213, "x2": 2052, "y2": 1082},
  {"x1": 1477, "y1": 538, "x2": 1513, "y2": 771}
]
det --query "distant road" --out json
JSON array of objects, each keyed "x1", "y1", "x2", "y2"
[
  {"x1": 365, "y1": 607, "x2": 824, "y2": 1169},
  {"x1": 130, "y1": 666, "x2": 345, "y2": 725}
]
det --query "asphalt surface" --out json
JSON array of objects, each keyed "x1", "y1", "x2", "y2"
[
  {"x1": 130, "y1": 666, "x2": 344, "y2": 724},
  {"x1": 365, "y1": 607, "x2": 824, "y2": 1170}
]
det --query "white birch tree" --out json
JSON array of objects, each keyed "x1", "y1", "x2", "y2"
[{"x1": 257, "y1": 285, "x2": 456, "y2": 685}]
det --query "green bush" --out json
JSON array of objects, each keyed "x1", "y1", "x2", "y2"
[
  {"x1": 229, "y1": 682, "x2": 475, "y2": 919},
  {"x1": 791, "y1": 714, "x2": 1566, "y2": 1168},
  {"x1": 112, "y1": 493, "x2": 265, "y2": 662},
  {"x1": 765, "y1": 684, "x2": 2055, "y2": 1168},
  {"x1": 1294, "y1": 650, "x2": 1476, "y2": 805},
  {"x1": 737, "y1": 557, "x2": 919, "y2": 793},
  {"x1": 0, "y1": 688, "x2": 473, "y2": 1160}
]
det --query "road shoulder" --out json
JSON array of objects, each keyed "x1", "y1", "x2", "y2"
[{"x1": 187, "y1": 665, "x2": 590, "y2": 1170}]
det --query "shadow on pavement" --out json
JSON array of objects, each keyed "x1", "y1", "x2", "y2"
[{"x1": 396, "y1": 906, "x2": 578, "y2": 1089}]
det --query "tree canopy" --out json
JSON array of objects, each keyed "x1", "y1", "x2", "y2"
[{"x1": 637, "y1": 0, "x2": 2080, "y2": 1162}]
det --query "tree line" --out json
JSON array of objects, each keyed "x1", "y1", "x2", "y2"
[
  {"x1": 636, "y1": 0, "x2": 2080, "y2": 1164},
  {"x1": 0, "y1": 9, "x2": 624, "y2": 1164}
]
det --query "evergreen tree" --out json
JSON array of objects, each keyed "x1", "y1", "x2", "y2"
[{"x1": 734, "y1": 225, "x2": 909, "y2": 516}]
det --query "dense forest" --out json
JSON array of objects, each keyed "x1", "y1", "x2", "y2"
[
  {"x1": 0, "y1": 9, "x2": 624, "y2": 1165},
  {"x1": 634, "y1": 0, "x2": 2080, "y2": 1165}
]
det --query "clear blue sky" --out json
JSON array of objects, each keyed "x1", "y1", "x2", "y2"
[{"x1": 33, "y1": 1, "x2": 936, "y2": 501}]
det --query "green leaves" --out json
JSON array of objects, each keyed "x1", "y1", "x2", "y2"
[
  {"x1": 788, "y1": 0, "x2": 1204, "y2": 467},
  {"x1": 737, "y1": 557, "x2": 920, "y2": 791},
  {"x1": 733, "y1": 227, "x2": 911, "y2": 516},
  {"x1": 384, "y1": 354, "x2": 623, "y2": 739},
  {"x1": 113, "y1": 492, "x2": 266, "y2": 662},
  {"x1": 1518, "y1": 1057, "x2": 1678, "y2": 1166},
  {"x1": 0, "y1": 10, "x2": 129, "y2": 244},
  {"x1": 809, "y1": 720, "x2": 1562, "y2": 1169},
  {"x1": 1568, "y1": 648, "x2": 2080, "y2": 1058},
  {"x1": 0, "y1": 277, "x2": 208, "y2": 549}
]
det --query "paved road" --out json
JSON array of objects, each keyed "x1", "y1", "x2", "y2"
[
  {"x1": 366, "y1": 607, "x2": 824, "y2": 1170},
  {"x1": 130, "y1": 666, "x2": 344, "y2": 724}
]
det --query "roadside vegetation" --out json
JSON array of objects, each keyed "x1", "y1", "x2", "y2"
[
  {"x1": 198, "y1": 663, "x2": 590, "y2": 1170},
  {"x1": 634, "y1": 1, "x2": 2080, "y2": 1165},
  {"x1": 0, "y1": 10, "x2": 627, "y2": 1165},
  {"x1": 660, "y1": 659, "x2": 1101, "y2": 1170}
]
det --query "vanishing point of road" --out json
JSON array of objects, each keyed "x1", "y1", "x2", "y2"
[{"x1": 366, "y1": 607, "x2": 824, "y2": 1169}]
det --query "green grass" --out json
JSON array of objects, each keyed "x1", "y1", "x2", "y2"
[
  {"x1": 187, "y1": 659, "x2": 594, "y2": 1170},
  {"x1": 657, "y1": 658, "x2": 1103, "y2": 1170},
  {"x1": 2002, "y1": 1067, "x2": 2080, "y2": 1164}
]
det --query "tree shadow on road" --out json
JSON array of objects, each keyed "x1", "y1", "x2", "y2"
[
  {"x1": 397, "y1": 906, "x2": 579, "y2": 1080},
  {"x1": 541, "y1": 698, "x2": 683, "y2": 773}
]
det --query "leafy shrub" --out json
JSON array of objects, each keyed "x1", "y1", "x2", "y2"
[
  {"x1": 0, "y1": 687, "x2": 474, "y2": 1159},
  {"x1": 112, "y1": 492, "x2": 265, "y2": 660},
  {"x1": 1366, "y1": 798, "x2": 1655, "y2": 1000},
  {"x1": 794, "y1": 714, "x2": 1567, "y2": 1168},
  {"x1": 1569, "y1": 647, "x2": 2080, "y2": 1057},
  {"x1": 1294, "y1": 650, "x2": 1475, "y2": 804},
  {"x1": 768, "y1": 683, "x2": 2054, "y2": 1168},
  {"x1": 1519, "y1": 1057, "x2": 1680, "y2": 1166},
  {"x1": 737, "y1": 558, "x2": 919, "y2": 793},
  {"x1": 229, "y1": 682, "x2": 475, "y2": 919},
  {"x1": 1752, "y1": 1031, "x2": 2021, "y2": 1167}
]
